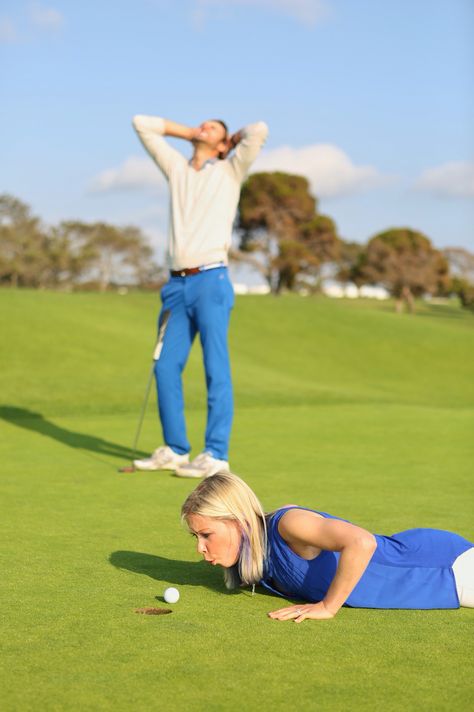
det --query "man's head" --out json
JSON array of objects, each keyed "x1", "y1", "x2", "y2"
[{"x1": 193, "y1": 119, "x2": 229, "y2": 159}]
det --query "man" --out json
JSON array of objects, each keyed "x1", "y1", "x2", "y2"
[{"x1": 132, "y1": 113, "x2": 268, "y2": 478}]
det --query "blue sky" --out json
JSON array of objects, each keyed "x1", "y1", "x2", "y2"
[{"x1": 1, "y1": 0, "x2": 473, "y2": 268}]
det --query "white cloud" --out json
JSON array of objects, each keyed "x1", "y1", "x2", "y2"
[
  {"x1": 193, "y1": 0, "x2": 328, "y2": 27},
  {"x1": 91, "y1": 144, "x2": 390, "y2": 200},
  {"x1": 0, "y1": 5, "x2": 63, "y2": 44},
  {"x1": 0, "y1": 17, "x2": 17, "y2": 43},
  {"x1": 253, "y1": 143, "x2": 391, "y2": 198},
  {"x1": 415, "y1": 160, "x2": 474, "y2": 199},
  {"x1": 89, "y1": 156, "x2": 167, "y2": 194},
  {"x1": 29, "y1": 3, "x2": 63, "y2": 31}
]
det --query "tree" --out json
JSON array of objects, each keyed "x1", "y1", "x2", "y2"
[
  {"x1": 442, "y1": 247, "x2": 474, "y2": 310},
  {"x1": 443, "y1": 247, "x2": 474, "y2": 283},
  {"x1": 0, "y1": 194, "x2": 160, "y2": 290},
  {"x1": 44, "y1": 221, "x2": 97, "y2": 288},
  {"x1": 115, "y1": 225, "x2": 157, "y2": 287},
  {"x1": 273, "y1": 239, "x2": 320, "y2": 292},
  {"x1": 297, "y1": 214, "x2": 341, "y2": 288},
  {"x1": 449, "y1": 277, "x2": 474, "y2": 311},
  {"x1": 355, "y1": 228, "x2": 449, "y2": 312},
  {"x1": 335, "y1": 241, "x2": 366, "y2": 286},
  {"x1": 81, "y1": 223, "x2": 131, "y2": 291},
  {"x1": 0, "y1": 194, "x2": 50, "y2": 287},
  {"x1": 237, "y1": 172, "x2": 340, "y2": 293},
  {"x1": 77, "y1": 222, "x2": 158, "y2": 291}
]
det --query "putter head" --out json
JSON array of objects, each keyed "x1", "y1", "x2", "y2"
[{"x1": 118, "y1": 464, "x2": 136, "y2": 473}]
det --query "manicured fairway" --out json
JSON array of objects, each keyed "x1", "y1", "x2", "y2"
[{"x1": 1, "y1": 290, "x2": 473, "y2": 711}]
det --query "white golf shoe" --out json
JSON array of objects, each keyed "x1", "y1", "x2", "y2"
[
  {"x1": 174, "y1": 452, "x2": 230, "y2": 479},
  {"x1": 133, "y1": 446, "x2": 189, "y2": 471}
]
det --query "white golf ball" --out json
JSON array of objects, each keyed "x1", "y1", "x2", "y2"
[{"x1": 164, "y1": 587, "x2": 180, "y2": 604}]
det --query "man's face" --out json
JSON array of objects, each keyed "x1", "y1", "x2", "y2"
[{"x1": 194, "y1": 120, "x2": 227, "y2": 152}]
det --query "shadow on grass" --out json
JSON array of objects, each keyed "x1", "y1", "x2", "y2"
[
  {"x1": 0, "y1": 405, "x2": 146, "y2": 461},
  {"x1": 109, "y1": 550, "x2": 226, "y2": 592},
  {"x1": 110, "y1": 550, "x2": 280, "y2": 600},
  {"x1": 416, "y1": 303, "x2": 467, "y2": 320}
]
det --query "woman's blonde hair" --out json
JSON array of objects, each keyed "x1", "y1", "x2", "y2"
[{"x1": 181, "y1": 472, "x2": 267, "y2": 590}]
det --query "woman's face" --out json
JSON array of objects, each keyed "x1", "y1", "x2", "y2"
[{"x1": 187, "y1": 514, "x2": 242, "y2": 568}]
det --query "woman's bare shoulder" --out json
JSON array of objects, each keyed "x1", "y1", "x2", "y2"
[
  {"x1": 278, "y1": 508, "x2": 324, "y2": 559},
  {"x1": 278, "y1": 507, "x2": 324, "y2": 538}
]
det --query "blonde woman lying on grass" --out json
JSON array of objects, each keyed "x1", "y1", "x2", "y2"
[{"x1": 181, "y1": 473, "x2": 474, "y2": 621}]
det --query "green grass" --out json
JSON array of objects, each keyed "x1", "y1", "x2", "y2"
[{"x1": 1, "y1": 290, "x2": 473, "y2": 711}]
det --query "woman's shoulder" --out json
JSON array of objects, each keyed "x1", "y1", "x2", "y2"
[
  {"x1": 266, "y1": 504, "x2": 300, "y2": 526},
  {"x1": 272, "y1": 507, "x2": 326, "y2": 560},
  {"x1": 270, "y1": 505, "x2": 326, "y2": 518},
  {"x1": 267, "y1": 506, "x2": 325, "y2": 537},
  {"x1": 278, "y1": 507, "x2": 324, "y2": 535}
]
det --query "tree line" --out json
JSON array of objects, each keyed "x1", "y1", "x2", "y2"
[
  {"x1": 0, "y1": 194, "x2": 164, "y2": 291},
  {"x1": 1, "y1": 181, "x2": 473, "y2": 311},
  {"x1": 235, "y1": 172, "x2": 474, "y2": 312}
]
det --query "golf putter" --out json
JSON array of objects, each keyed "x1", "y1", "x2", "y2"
[{"x1": 118, "y1": 310, "x2": 171, "y2": 472}]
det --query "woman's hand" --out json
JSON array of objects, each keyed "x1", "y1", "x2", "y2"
[{"x1": 268, "y1": 601, "x2": 336, "y2": 623}]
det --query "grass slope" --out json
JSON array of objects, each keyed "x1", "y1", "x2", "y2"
[{"x1": 1, "y1": 291, "x2": 473, "y2": 711}]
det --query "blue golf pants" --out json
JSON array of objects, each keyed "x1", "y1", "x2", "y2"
[{"x1": 154, "y1": 267, "x2": 234, "y2": 461}]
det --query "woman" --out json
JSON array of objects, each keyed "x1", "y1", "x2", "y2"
[{"x1": 181, "y1": 472, "x2": 474, "y2": 622}]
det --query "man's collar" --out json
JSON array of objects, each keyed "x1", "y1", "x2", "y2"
[{"x1": 188, "y1": 157, "x2": 218, "y2": 171}]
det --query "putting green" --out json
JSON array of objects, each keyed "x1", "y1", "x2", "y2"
[{"x1": 1, "y1": 291, "x2": 473, "y2": 711}]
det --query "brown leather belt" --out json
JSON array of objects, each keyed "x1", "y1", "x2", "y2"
[
  {"x1": 170, "y1": 262, "x2": 225, "y2": 277},
  {"x1": 170, "y1": 267, "x2": 201, "y2": 277}
]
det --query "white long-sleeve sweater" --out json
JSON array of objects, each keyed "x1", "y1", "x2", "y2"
[{"x1": 132, "y1": 115, "x2": 268, "y2": 270}]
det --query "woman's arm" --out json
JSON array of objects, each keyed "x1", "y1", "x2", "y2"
[{"x1": 267, "y1": 509, "x2": 377, "y2": 623}]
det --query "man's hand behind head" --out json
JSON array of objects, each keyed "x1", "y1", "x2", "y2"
[{"x1": 218, "y1": 131, "x2": 243, "y2": 160}]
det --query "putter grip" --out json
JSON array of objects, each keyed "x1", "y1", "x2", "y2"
[
  {"x1": 153, "y1": 341, "x2": 164, "y2": 361},
  {"x1": 153, "y1": 310, "x2": 171, "y2": 361}
]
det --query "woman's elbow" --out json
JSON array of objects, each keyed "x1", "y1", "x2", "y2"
[
  {"x1": 360, "y1": 533, "x2": 377, "y2": 555},
  {"x1": 349, "y1": 532, "x2": 376, "y2": 557}
]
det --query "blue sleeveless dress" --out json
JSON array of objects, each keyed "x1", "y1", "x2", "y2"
[{"x1": 260, "y1": 507, "x2": 473, "y2": 609}]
